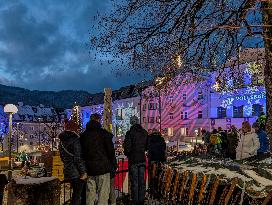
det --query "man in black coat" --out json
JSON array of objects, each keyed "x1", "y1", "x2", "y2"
[
  {"x1": 0, "y1": 174, "x2": 7, "y2": 205},
  {"x1": 124, "y1": 116, "x2": 148, "y2": 205},
  {"x1": 80, "y1": 113, "x2": 116, "y2": 205},
  {"x1": 148, "y1": 129, "x2": 166, "y2": 164}
]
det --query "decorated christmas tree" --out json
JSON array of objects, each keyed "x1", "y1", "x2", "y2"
[{"x1": 71, "y1": 103, "x2": 82, "y2": 134}]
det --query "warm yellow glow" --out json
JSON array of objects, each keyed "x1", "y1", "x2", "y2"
[
  {"x1": 212, "y1": 81, "x2": 220, "y2": 91},
  {"x1": 176, "y1": 55, "x2": 182, "y2": 67},
  {"x1": 155, "y1": 77, "x2": 166, "y2": 86}
]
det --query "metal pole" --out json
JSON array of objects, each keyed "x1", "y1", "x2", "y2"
[
  {"x1": 139, "y1": 90, "x2": 142, "y2": 125},
  {"x1": 159, "y1": 89, "x2": 162, "y2": 132},
  {"x1": 38, "y1": 120, "x2": 41, "y2": 147},
  {"x1": 16, "y1": 123, "x2": 19, "y2": 153},
  {"x1": 8, "y1": 113, "x2": 13, "y2": 180}
]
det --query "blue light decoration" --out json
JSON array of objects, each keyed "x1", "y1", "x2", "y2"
[
  {"x1": 114, "y1": 102, "x2": 140, "y2": 137},
  {"x1": 211, "y1": 62, "x2": 266, "y2": 118},
  {"x1": 80, "y1": 105, "x2": 104, "y2": 129}
]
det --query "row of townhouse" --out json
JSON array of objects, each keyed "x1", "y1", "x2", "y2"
[
  {"x1": 66, "y1": 49, "x2": 266, "y2": 143},
  {"x1": 0, "y1": 102, "x2": 65, "y2": 152},
  {"x1": 66, "y1": 83, "x2": 265, "y2": 143}
]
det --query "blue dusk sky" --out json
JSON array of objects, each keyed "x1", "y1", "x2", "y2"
[{"x1": 0, "y1": 0, "x2": 144, "y2": 93}]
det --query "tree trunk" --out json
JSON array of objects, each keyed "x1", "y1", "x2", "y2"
[{"x1": 262, "y1": 2, "x2": 272, "y2": 152}]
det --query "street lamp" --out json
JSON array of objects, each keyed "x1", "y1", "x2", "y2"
[
  {"x1": 4, "y1": 104, "x2": 18, "y2": 180},
  {"x1": 38, "y1": 118, "x2": 42, "y2": 148},
  {"x1": 16, "y1": 123, "x2": 19, "y2": 153}
]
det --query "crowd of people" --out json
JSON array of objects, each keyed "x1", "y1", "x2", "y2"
[
  {"x1": 201, "y1": 113, "x2": 270, "y2": 160},
  {"x1": 58, "y1": 112, "x2": 270, "y2": 204},
  {"x1": 59, "y1": 114, "x2": 166, "y2": 205}
]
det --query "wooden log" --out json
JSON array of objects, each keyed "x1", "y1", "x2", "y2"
[
  {"x1": 188, "y1": 173, "x2": 198, "y2": 205},
  {"x1": 178, "y1": 170, "x2": 189, "y2": 202},
  {"x1": 198, "y1": 175, "x2": 207, "y2": 205},
  {"x1": 171, "y1": 170, "x2": 180, "y2": 203}
]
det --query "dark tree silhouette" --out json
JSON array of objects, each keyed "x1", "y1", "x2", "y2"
[
  {"x1": 42, "y1": 122, "x2": 63, "y2": 150},
  {"x1": 92, "y1": 0, "x2": 272, "y2": 151}
]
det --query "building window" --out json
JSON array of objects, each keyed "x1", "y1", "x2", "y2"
[
  {"x1": 252, "y1": 104, "x2": 264, "y2": 116},
  {"x1": 169, "y1": 96, "x2": 174, "y2": 103},
  {"x1": 198, "y1": 91, "x2": 204, "y2": 100},
  {"x1": 148, "y1": 103, "x2": 157, "y2": 110},
  {"x1": 217, "y1": 107, "x2": 227, "y2": 118},
  {"x1": 180, "y1": 128, "x2": 188, "y2": 136},
  {"x1": 156, "y1": 116, "x2": 160, "y2": 123},
  {"x1": 182, "y1": 93, "x2": 187, "y2": 101},
  {"x1": 233, "y1": 106, "x2": 244, "y2": 118},
  {"x1": 168, "y1": 128, "x2": 174, "y2": 136},
  {"x1": 148, "y1": 117, "x2": 155, "y2": 123},
  {"x1": 180, "y1": 112, "x2": 188, "y2": 119},
  {"x1": 198, "y1": 111, "x2": 203, "y2": 119},
  {"x1": 169, "y1": 113, "x2": 174, "y2": 120},
  {"x1": 116, "y1": 125, "x2": 123, "y2": 137},
  {"x1": 252, "y1": 73, "x2": 264, "y2": 85},
  {"x1": 31, "y1": 126, "x2": 34, "y2": 131},
  {"x1": 116, "y1": 108, "x2": 123, "y2": 120},
  {"x1": 142, "y1": 117, "x2": 146, "y2": 123},
  {"x1": 85, "y1": 112, "x2": 90, "y2": 119},
  {"x1": 143, "y1": 104, "x2": 147, "y2": 111}
]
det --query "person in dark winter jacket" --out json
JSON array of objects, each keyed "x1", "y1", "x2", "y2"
[
  {"x1": 0, "y1": 174, "x2": 7, "y2": 205},
  {"x1": 257, "y1": 112, "x2": 267, "y2": 131},
  {"x1": 252, "y1": 122, "x2": 270, "y2": 157},
  {"x1": 148, "y1": 129, "x2": 166, "y2": 164},
  {"x1": 227, "y1": 125, "x2": 239, "y2": 160},
  {"x1": 80, "y1": 113, "x2": 116, "y2": 205},
  {"x1": 124, "y1": 116, "x2": 148, "y2": 205},
  {"x1": 218, "y1": 127, "x2": 228, "y2": 157},
  {"x1": 59, "y1": 120, "x2": 87, "y2": 205}
]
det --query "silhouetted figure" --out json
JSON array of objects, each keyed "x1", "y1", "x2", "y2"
[{"x1": 124, "y1": 116, "x2": 148, "y2": 205}]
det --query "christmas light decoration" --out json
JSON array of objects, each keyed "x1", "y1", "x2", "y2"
[
  {"x1": 212, "y1": 81, "x2": 221, "y2": 92},
  {"x1": 71, "y1": 103, "x2": 83, "y2": 134}
]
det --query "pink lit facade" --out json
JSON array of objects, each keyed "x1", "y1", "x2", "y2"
[
  {"x1": 65, "y1": 54, "x2": 266, "y2": 144},
  {"x1": 141, "y1": 83, "x2": 210, "y2": 142}
]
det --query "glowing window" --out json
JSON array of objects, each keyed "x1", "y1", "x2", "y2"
[{"x1": 168, "y1": 128, "x2": 174, "y2": 136}]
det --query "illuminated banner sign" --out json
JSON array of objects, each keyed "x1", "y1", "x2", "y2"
[{"x1": 228, "y1": 91, "x2": 266, "y2": 102}]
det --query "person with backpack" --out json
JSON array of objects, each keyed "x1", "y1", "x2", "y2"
[
  {"x1": 59, "y1": 120, "x2": 87, "y2": 205},
  {"x1": 209, "y1": 129, "x2": 222, "y2": 156}
]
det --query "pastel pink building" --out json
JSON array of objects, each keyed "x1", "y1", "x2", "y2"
[{"x1": 141, "y1": 82, "x2": 210, "y2": 142}]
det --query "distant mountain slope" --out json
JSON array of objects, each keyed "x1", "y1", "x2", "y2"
[
  {"x1": 0, "y1": 82, "x2": 150, "y2": 109},
  {"x1": 0, "y1": 84, "x2": 92, "y2": 109}
]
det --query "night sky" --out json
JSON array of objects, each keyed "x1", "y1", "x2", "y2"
[{"x1": 0, "y1": 0, "x2": 143, "y2": 93}]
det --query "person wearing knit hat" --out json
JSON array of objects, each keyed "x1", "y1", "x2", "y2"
[
  {"x1": 130, "y1": 116, "x2": 139, "y2": 125},
  {"x1": 124, "y1": 115, "x2": 148, "y2": 205}
]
